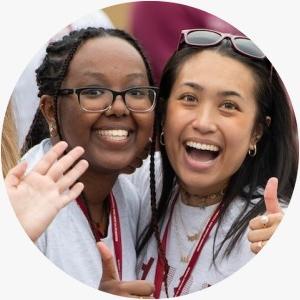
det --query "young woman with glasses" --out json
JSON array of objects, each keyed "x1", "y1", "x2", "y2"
[
  {"x1": 20, "y1": 27, "x2": 157, "y2": 297},
  {"x1": 130, "y1": 29, "x2": 297, "y2": 297}
]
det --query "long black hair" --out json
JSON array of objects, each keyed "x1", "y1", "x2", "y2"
[
  {"x1": 21, "y1": 27, "x2": 155, "y2": 154},
  {"x1": 138, "y1": 40, "x2": 298, "y2": 264}
]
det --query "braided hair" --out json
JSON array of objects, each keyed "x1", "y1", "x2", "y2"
[{"x1": 21, "y1": 27, "x2": 155, "y2": 154}]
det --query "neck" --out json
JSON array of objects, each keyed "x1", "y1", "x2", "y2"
[
  {"x1": 179, "y1": 186, "x2": 225, "y2": 208},
  {"x1": 79, "y1": 167, "x2": 118, "y2": 230}
]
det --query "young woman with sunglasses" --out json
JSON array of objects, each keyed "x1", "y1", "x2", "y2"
[
  {"x1": 20, "y1": 27, "x2": 157, "y2": 296},
  {"x1": 131, "y1": 29, "x2": 297, "y2": 297}
]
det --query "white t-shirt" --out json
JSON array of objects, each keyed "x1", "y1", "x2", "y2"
[
  {"x1": 126, "y1": 153, "x2": 256, "y2": 298},
  {"x1": 22, "y1": 139, "x2": 140, "y2": 288}
]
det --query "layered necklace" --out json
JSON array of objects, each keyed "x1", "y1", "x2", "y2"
[
  {"x1": 153, "y1": 187, "x2": 226, "y2": 298},
  {"x1": 174, "y1": 196, "x2": 216, "y2": 263}
]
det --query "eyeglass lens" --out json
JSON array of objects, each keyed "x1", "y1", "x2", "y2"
[
  {"x1": 186, "y1": 30, "x2": 222, "y2": 46},
  {"x1": 185, "y1": 30, "x2": 265, "y2": 59},
  {"x1": 79, "y1": 88, "x2": 155, "y2": 112}
]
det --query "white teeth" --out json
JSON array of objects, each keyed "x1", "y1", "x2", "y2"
[
  {"x1": 97, "y1": 129, "x2": 129, "y2": 139},
  {"x1": 186, "y1": 141, "x2": 219, "y2": 152}
]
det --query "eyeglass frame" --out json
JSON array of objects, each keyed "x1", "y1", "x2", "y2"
[
  {"x1": 177, "y1": 28, "x2": 266, "y2": 59},
  {"x1": 56, "y1": 86, "x2": 159, "y2": 113}
]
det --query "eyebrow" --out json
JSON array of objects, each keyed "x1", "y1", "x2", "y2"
[
  {"x1": 182, "y1": 82, "x2": 244, "y2": 100},
  {"x1": 182, "y1": 82, "x2": 204, "y2": 91},
  {"x1": 217, "y1": 90, "x2": 244, "y2": 100}
]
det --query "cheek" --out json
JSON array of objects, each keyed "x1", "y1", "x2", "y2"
[
  {"x1": 222, "y1": 119, "x2": 255, "y2": 169},
  {"x1": 134, "y1": 113, "x2": 154, "y2": 141},
  {"x1": 57, "y1": 101, "x2": 97, "y2": 145},
  {"x1": 164, "y1": 102, "x2": 191, "y2": 140}
]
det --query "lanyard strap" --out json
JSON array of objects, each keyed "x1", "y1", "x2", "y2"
[
  {"x1": 153, "y1": 197, "x2": 222, "y2": 298},
  {"x1": 110, "y1": 192, "x2": 123, "y2": 279},
  {"x1": 76, "y1": 193, "x2": 123, "y2": 279}
]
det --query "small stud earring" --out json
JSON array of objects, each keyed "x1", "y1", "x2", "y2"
[{"x1": 49, "y1": 122, "x2": 57, "y2": 137}]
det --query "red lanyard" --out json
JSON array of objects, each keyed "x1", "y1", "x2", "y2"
[
  {"x1": 76, "y1": 193, "x2": 123, "y2": 279},
  {"x1": 153, "y1": 197, "x2": 222, "y2": 298}
]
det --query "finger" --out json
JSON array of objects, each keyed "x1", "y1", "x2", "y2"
[
  {"x1": 57, "y1": 159, "x2": 89, "y2": 193},
  {"x1": 120, "y1": 281, "x2": 154, "y2": 297},
  {"x1": 97, "y1": 241, "x2": 120, "y2": 281},
  {"x1": 250, "y1": 240, "x2": 267, "y2": 254},
  {"x1": 249, "y1": 215, "x2": 269, "y2": 230},
  {"x1": 60, "y1": 182, "x2": 84, "y2": 207},
  {"x1": 247, "y1": 226, "x2": 277, "y2": 243},
  {"x1": 47, "y1": 146, "x2": 85, "y2": 181},
  {"x1": 32, "y1": 141, "x2": 68, "y2": 174},
  {"x1": 264, "y1": 177, "x2": 281, "y2": 214},
  {"x1": 4, "y1": 161, "x2": 28, "y2": 187},
  {"x1": 249, "y1": 213, "x2": 283, "y2": 230}
]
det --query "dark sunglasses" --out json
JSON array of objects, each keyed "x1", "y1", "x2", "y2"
[{"x1": 178, "y1": 29, "x2": 266, "y2": 59}]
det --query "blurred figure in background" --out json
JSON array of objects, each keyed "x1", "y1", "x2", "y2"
[
  {"x1": 129, "y1": 1, "x2": 242, "y2": 83},
  {"x1": 1, "y1": 102, "x2": 19, "y2": 177}
]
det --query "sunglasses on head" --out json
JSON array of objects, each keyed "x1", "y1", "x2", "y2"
[{"x1": 177, "y1": 29, "x2": 266, "y2": 60}]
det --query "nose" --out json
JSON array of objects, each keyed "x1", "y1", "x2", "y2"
[
  {"x1": 105, "y1": 94, "x2": 130, "y2": 117},
  {"x1": 191, "y1": 105, "x2": 217, "y2": 133}
]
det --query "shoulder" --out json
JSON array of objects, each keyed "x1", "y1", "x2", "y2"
[
  {"x1": 21, "y1": 138, "x2": 52, "y2": 172},
  {"x1": 113, "y1": 175, "x2": 142, "y2": 215}
]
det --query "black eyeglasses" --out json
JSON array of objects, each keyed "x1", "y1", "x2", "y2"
[
  {"x1": 57, "y1": 86, "x2": 158, "y2": 113},
  {"x1": 178, "y1": 29, "x2": 266, "y2": 59}
]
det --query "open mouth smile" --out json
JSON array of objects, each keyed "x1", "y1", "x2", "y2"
[
  {"x1": 185, "y1": 140, "x2": 221, "y2": 164},
  {"x1": 97, "y1": 129, "x2": 130, "y2": 141}
]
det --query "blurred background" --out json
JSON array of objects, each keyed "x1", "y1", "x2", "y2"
[{"x1": 5, "y1": 1, "x2": 241, "y2": 156}]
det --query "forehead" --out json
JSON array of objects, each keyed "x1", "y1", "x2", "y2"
[
  {"x1": 174, "y1": 50, "x2": 256, "y2": 97},
  {"x1": 66, "y1": 36, "x2": 148, "y2": 81}
]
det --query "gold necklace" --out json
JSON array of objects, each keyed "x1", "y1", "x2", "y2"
[
  {"x1": 174, "y1": 210, "x2": 197, "y2": 263},
  {"x1": 174, "y1": 197, "x2": 214, "y2": 263},
  {"x1": 180, "y1": 188, "x2": 225, "y2": 208}
]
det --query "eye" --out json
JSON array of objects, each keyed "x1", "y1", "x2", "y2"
[
  {"x1": 179, "y1": 94, "x2": 198, "y2": 104},
  {"x1": 127, "y1": 88, "x2": 146, "y2": 98},
  {"x1": 220, "y1": 101, "x2": 239, "y2": 111},
  {"x1": 81, "y1": 88, "x2": 105, "y2": 97}
]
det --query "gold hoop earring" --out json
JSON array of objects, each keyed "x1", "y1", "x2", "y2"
[
  {"x1": 248, "y1": 144, "x2": 257, "y2": 157},
  {"x1": 160, "y1": 131, "x2": 165, "y2": 146},
  {"x1": 49, "y1": 122, "x2": 57, "y2": 137}
]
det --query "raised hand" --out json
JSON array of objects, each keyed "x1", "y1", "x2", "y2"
[
  {"x1": 97, "y1": 241, "x2": 154, "y2": 298},
  {"x1": 247, "y1": 177, "x2": 284, "y2": 253},
  {"x1": 5, "y1": 141, "x2": 89, "y2": 241}
]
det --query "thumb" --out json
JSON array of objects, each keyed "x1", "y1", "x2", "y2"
[
  {"x1": 97, "y1": 241, "x2": 120, "y2": 282},
  {"x1": 264, "y1": 177, "x2": 281, "y2": 214},
  {"x1": 5, "y1": 161, "x2": 28, "y2": 187}
]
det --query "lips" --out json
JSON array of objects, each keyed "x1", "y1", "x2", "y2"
[{"x1": 184, "y1": 140, "x2": 221, "y2": 164}]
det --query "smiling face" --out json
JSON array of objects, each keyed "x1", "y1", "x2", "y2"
[
  {"x1": 164, "y1": 50, "x2": 261, "y2": 195},
  {"x1": 52, "y1": 36, "x2": 154, "y2": 173}
]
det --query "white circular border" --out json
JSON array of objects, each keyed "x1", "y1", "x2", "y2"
[{"x1": 0, "y1": 0, "x2": 299, "y2": 299}]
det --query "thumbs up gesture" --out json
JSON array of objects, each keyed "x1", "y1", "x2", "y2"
[
  {"x1": 97, "y1": 242, "x2": 154, "y2": 298},
  {"x1": 247, "y1": 177, "x2": 284, "y2": 254}
]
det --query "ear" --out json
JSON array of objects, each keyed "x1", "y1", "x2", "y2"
[
  {"x1": 250, "y1": 123, "x2": 263, "y2": 146},
  {"x1": 39, "y1": 95, "x2": 56, "y2": 125}
]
